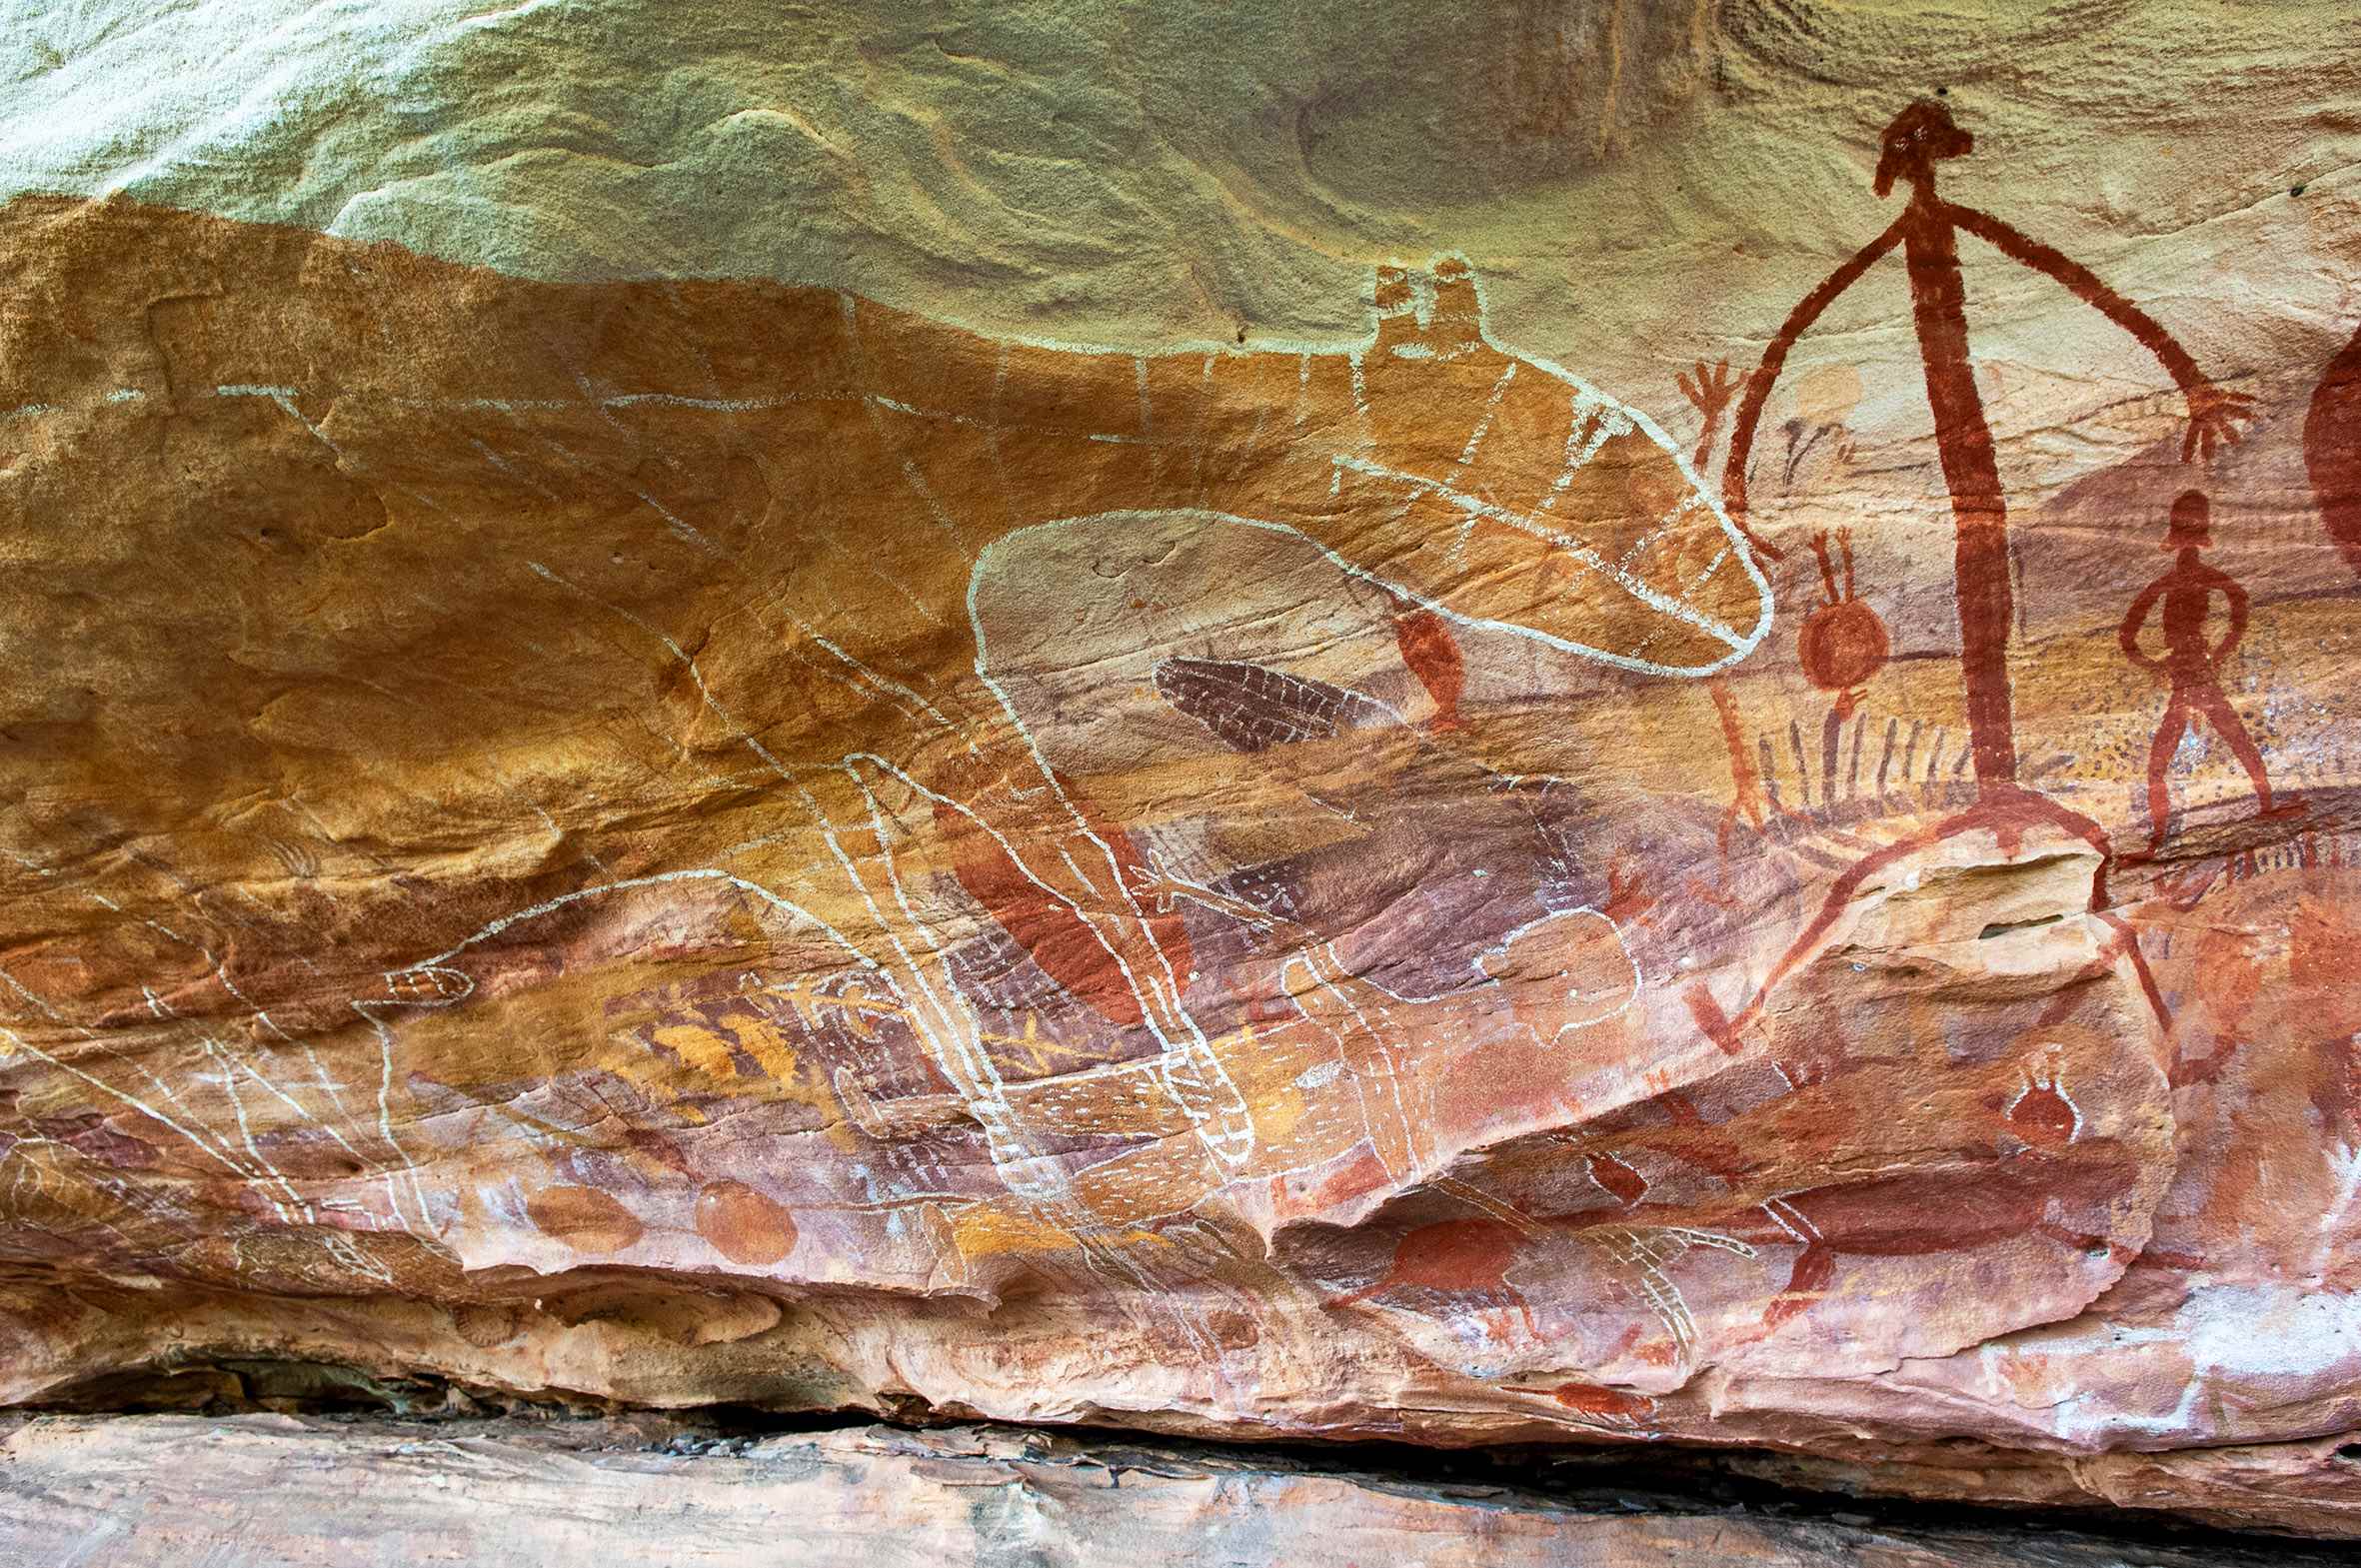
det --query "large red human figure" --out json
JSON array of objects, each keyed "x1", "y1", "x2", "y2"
[{"x1": 1725, "y1": 99, "x2": 2252, "y2": 794}]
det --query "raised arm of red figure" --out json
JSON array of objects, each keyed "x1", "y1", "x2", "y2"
[
  {"x1": 1947, "y1": 204, "x2": 2254, "y2": 461},
  {"x1": 1723, "y1": 221, "x2": 1906, "y2": 564},
  {"x1": 1676, "y1": 359, "x2": 1738, "y2": 471}
]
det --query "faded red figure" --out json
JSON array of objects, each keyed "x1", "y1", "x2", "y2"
[
  {"x1": 1726, "y1": 98, "x2": 2251, "y2": 794},
  {"x1": 1678, "y1": 359, "x2": 1775, "y2": 850},
  {"x1": 2118, "y1": 491, "x2": 2283, "y2": 851},
  {"x1": 2304, "y1": 317, "x2": 2361, "y2": 583}
]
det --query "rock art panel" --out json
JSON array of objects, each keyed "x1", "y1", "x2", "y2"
[{"x1": 1, "y1": 0, "x2": 2359, "y2": 1544}]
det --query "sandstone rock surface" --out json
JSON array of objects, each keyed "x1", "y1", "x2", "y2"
[
  {"x1": 2, "y1": 0, "x2": 2360, "y2": 1550},
  {"x1": 0, "y1": 1411, "x2": 2330, "y2": 1567}
]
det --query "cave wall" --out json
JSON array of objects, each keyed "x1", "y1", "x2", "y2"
[{"x1": 2, "y1": 0, "x2": 2359, "y2": 1546}]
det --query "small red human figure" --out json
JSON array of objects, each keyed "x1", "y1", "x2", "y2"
[
  {"x1": 1725, "y1": 99, "x2": 2252, "y2": 794},
  {"x1": 1796, "y1": 529, "x2": 1889, "y2": 720},
  {"x1": 2118, "y1": 491, "x2": 2283, "y2": 853}
]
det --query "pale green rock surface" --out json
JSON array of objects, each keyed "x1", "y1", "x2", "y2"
[{"x1": 5, "y1": 0, "x2": 2356, "y2": 388}]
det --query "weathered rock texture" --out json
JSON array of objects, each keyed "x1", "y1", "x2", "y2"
[
  {"x1": 18, "y1": 1407, "x2": 2342, "y2": 1568},
  {"x1": 0, "y1": 1412, "x2": 2333, "y2": 1567},
  {"x1": 3, "y1": 0, "x2": 2360, "y2": 1550}
]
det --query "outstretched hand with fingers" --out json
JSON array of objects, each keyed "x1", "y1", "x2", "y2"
[
  {"x1": 1677, "y1": 359, "x2": 1737, "y2": 424},
  {"x1": 2182, "y1": 381, "x2": 2255, "y2": 462}
]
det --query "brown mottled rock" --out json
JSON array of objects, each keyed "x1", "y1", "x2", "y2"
[{"x1": 2, "y1": 0, "x2": 2360, "y2": 1548}]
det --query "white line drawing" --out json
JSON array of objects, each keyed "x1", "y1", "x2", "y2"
[{"x1": 1, "y1": 253, "x2": 1768, "y2": 1301}]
